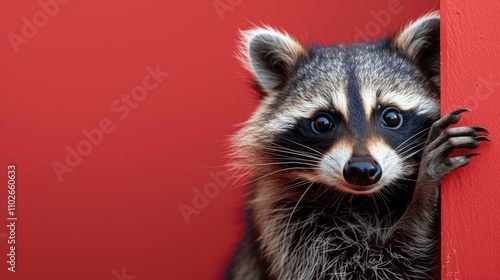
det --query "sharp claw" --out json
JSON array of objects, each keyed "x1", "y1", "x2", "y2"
[
  {"x1": 452, "y1": 108, "x2": 471, "y2": 115},
  {"x1": 474, "y1": 136, "x2": 492, "y2": 142},
  {"x1": 473, "y1": 126, "x2": 490, "y2": 134},
  {"x1": 465, "y1": 152, "x2": 480, "y2": 158}
]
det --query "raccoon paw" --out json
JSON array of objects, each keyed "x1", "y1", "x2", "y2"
[{"x1": 420, "y1": 108, "x2": 490, "y2": 182}]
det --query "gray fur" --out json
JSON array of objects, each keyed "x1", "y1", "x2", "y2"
[{"x1": 224, "y1": 12, "x2": 488, "y2": 280}]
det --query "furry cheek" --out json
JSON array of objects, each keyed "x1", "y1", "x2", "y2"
[
  {"x1": 315, "y1": 140, "x2": 353, "y2": 187},
  {"x1": 367, "y1": 138, "x2": 405, "y2": 187}
]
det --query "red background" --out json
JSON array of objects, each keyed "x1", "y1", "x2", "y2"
[
  {"x1": 441, "y1": 0, "x2": 500, "y2": 278},
  {"x1": 0, "y1": 1, "x2": 439, "y2": 279}
]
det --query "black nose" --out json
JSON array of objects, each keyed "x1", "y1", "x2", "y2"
[{"x1": 343, "y1": 157, "x2": 382, "y2": 186}]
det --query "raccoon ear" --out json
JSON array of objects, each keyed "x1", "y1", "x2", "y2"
[
  {"x1": 239, "y1": 27, "x2": 308, "y2": 95},
  {"x1": 391, "y1": 12, "x2": 440, "y2": 88}
]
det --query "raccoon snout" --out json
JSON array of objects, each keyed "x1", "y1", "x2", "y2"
[{"x1": 343, "y1": 157, "x2": 382, "y2": 186}]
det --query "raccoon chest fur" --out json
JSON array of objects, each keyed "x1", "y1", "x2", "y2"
[{"x1": 247, "y1": 180, "x2": 424, "y2": 280}]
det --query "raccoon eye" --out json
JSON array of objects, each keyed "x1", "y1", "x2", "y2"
[
  {"x1": 312, "y1": 114, "x2": 334, "y2": 133},
  {"x1": 381, "y1": 107, "x2": 403, "y2": 129}
]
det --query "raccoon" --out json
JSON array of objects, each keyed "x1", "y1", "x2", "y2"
[{"x1": 224, "y1": 12, "x2": 489, "y2": 280}]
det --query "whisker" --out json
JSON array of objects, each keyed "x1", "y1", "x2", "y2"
[
  {"x1": 234, "y1": 167, "x2": 320, "y2": 187},
  {"x1": 395, "y1": 127, "x2": 430, "y2": 151},
  {"x1": 273, "y1": 135, "x2": 326, "y2": 157},
  {"x1": 274, "y1": 180, "x2": 311, "y2": 196},
  {"x1": 263, "y1": 148, "x2": 321, "y2": 162},
  {"x1": 401, "y1": 148, "x2": 424, "y2": 161},
  {"x1": 398, "y1": 141, "x2": 425, "y2": 156},
  {"x1": 283, "y1": 181, "x2": 315, "y2": 263},
  {"x1": 232, "y1": 161, "x2": 316, "y2": 167},
  {"x1": 267, "y1": 143, "x2": 323, "y2": 159}
]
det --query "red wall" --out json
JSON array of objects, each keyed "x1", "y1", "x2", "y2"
[
  {"x1": 0, "y1": 1, "x2": 438, "y2": 279},
  {"x1": 441, "y1": 1, "x2": 500, "y2": 278}
]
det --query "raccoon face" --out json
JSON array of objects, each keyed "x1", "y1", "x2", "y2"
[{"x1": 234, "y1": 14, "x2": 440, "y2": 195}]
